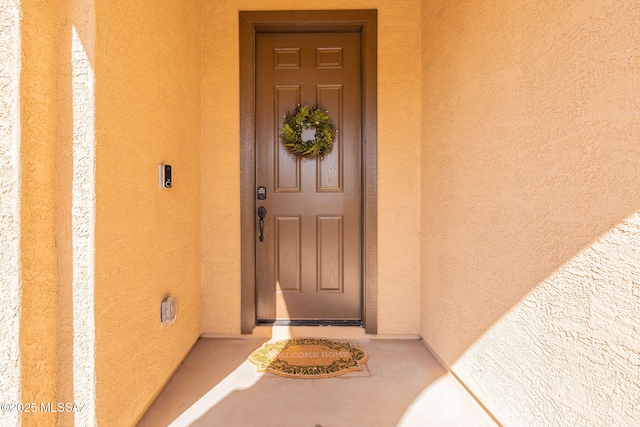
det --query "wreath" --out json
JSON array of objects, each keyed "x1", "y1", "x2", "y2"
[{"x1": 280, "y1": 105, "x2": 337, "y2": 159}]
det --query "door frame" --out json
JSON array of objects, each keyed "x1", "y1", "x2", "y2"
[{"x1": 239, "y1": 10, "x2": 378, "y2": 334}]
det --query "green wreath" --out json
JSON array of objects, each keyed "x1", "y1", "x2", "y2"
[{"x1": 280, "y1": 105, "x2": 336, "y2": 159}]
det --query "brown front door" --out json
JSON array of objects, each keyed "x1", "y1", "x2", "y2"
[{"x1": 255, "y1": 32, "x2": 362, "y2": 321}]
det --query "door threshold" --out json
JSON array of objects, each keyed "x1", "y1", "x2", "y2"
[
  {"x1": 256, "y1": 320, "x2": 363, "y2": 327},
  {"x1": 252, "y1": 323, "x2": 369, "y2": 340}
]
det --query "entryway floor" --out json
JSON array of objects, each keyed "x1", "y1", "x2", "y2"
[{"x1": 137, "y1": 334, "x2": 497, "y2": 426}]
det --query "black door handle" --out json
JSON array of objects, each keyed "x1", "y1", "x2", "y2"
[{"x1": 257, "y1": 206, "x2": 267, "y2": 242}]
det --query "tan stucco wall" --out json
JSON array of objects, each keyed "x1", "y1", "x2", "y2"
[
  {"x1": 1, "y1": 1, "x2": 62, "y2": 425},
  {"x1": 2, "y1": 0, "x2": 202, "y2": 425},
  {"x1": 20, "y1": 0, "x2": 59, "y2": 425},
  {"x1": 0, "y1": 1, "x2": 23, "y2": 426},
  {"x1": 202, "y1": 1, "x2": 422, "y2": 335},
  {"x1": 421, "y1": 1, "x2": 640, "y2": 425},
  {"x1": 56, "y1": 2, "x2": 101, "y2": 423},
  {"x1": 93, "y1": 0, "x2": 202, "y2": 424}
]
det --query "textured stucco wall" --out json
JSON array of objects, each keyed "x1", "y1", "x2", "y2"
[
  {"x1": 0, "y1": 1, "x2": 23, "y2": 426},
  {"x1": 20, "y1": 0, "x2": 59, "y2": 425},
  {"x1": 202, "y1": 0, "x2": 422, "y2": 335},
  {"x1": 56, "y1": 0, "x2": 98, "y2": 424},
  {"x1": 93, "y1": 0, "x2": 202, "y2": 424},
  {"x1": 421, "y1": 1, "x2": 640, "y2": 425},
  {"x1": 1, "y1": 1, "x2": 202, "y2": 424}
]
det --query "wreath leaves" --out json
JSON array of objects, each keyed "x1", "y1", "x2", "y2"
[{"x1": 280, "y1": 105, "x2": 336, "y2": 159}]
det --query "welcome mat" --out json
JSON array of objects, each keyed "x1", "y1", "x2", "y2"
[{"x1": 248, "y1": 338, "x2": 369, "y2": 379}]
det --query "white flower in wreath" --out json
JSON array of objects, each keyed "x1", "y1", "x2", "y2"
[
  {"x1": 280, "y1": 105, "x2": 336, "y2": 159},
  {"x1": 301, "y1": 126, "x2": 316, "y2": 142}
]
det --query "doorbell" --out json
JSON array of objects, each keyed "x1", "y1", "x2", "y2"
[{"x1": 159, "y1": 164, "x2": 172, "y2": 188}]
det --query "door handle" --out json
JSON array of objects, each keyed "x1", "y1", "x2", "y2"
[{"x1": 257, "y1": 206, "x2": 267, "y2": 242}]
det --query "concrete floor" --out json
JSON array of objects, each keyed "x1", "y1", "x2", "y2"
[{"x1": 137, "y1": 333, "x2": 497, "y2": 427}]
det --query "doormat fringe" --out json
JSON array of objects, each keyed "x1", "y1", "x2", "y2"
[{"x1": 248, "y1": 338, "x2": 368, "y2": 379}]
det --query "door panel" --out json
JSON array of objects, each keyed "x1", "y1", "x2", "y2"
[
  {"x1": 317, "y1": 215, "x2": 344, "y2": 292},
  {"x1": 316, "y1": 85, "x2": 343, "y2": 192},
  {"x1": 274, "y1": 85, "x2": 301, "y2": 192},
  {"x1": 255, "y1": 32, "x2": 362, "y2": 321},
  {"x1": 275, "y1": 215, "x2": 301, "y2": 293}
]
